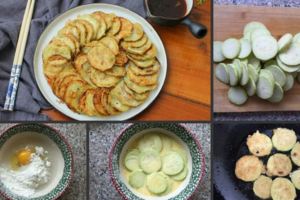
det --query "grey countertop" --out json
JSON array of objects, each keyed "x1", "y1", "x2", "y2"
[
  {"x1": 214, "y1": 0, "x2": 300, "y2": 7},
  {"x1": 89, "y1": 123, "x2": 211, "y2": 200},
  {"x1": 214, "y1": 0, "x2": 300, "y2": 121},
  {"x1": 0, "y1": 123, "x2": 87, "y2": 200}
]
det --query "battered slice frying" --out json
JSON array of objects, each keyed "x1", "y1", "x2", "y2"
[{"x1": 235, "y1": 155, "x2": 263, "y2": 182}]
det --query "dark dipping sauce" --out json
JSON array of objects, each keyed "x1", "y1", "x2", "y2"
[{"x1": 148, "y1": 0, "x2": 187, "y2": 19}]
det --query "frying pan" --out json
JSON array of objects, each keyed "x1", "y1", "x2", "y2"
[{"x1": 213, "y1": 123, "x2": 300, "y2": 200}]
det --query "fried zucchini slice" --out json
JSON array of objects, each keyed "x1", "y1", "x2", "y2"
[
  {"x1": 267, "y1": 153, "x2": 292, "y2": 177},
  {"x1": 128, "y1": 61, "x2": 160, "y2": 76},
  {"x1": 78, "y1": 89, "x2": 99, "y2": 116},
  {"x1": 124, "y1": 23, "x2": 144, "y2": 42},
  {"x1": 246, "y1": 131, "x2": 272, "y2": 157},
  {"x1": 115, "y1": 50, "x2": 128, "y2": 66},
  {"x1": 121, "y1": 34, "x2": 148, "y2": 49},
  {"x1": 271, "y1": 178, "x2": 296, "y2": 200},
  {"x1": 93, "y1": 88, "x2": 109, "y2": 116},
  {"x1": 74, "y1": 54, "x2": 97, "y2": 87},
  {"x1": 127, "y1": 44, "x2": 157, "y2": 61},
  {"x1": 124, "y1": 76, "x2": 156, "y2": 94},
  {"x1": 235, "y1": 155, "x2": 263, "y2": 182},
  {"x1": 100, "y1": 36, "x2": 119, "y2": 55},
  {"x1": 290, "y1": 169, "x2": 300, "y2": 190},
  {"x1": 253, "y1": 175, "x2": 272, "y2": 199},
  {"x1": 107, "y1": 17, "x2": 121, "y2": 36},
  {"x1": 91, "y1": 12, "x2": 107, "y2": 39},
  {"x1": 90, "y1": 68, "x2": 120, "y2": 88},
  {"x1": 123, "y1": 39, "x2": 152, "y2": 55},
  {"x1": 127, "y1": 67, "x2": 158, "y2": 86},
  {"x1": 272, "y1": 128, "x2": 297, "y2": 151},
  {"x1": 291, "y1": 142, "x2": 300, "y2": 166},
  {"x1": 87, "y1": 44, "x2": 115, "y2": 71},
  {"x1": 115, "y1": 17, "x2": 133, "y2": 41}
]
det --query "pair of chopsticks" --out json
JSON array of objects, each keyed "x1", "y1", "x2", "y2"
[{"x1": 3, "y1": 0, "x2": 36, "y2": 111}]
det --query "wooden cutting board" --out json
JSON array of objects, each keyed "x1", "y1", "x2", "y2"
[{"x1": 214, "y1": 5, "x2": 300, "y2": 113}]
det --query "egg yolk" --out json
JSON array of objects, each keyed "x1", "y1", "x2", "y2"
[{"x1": 17, "y1": 149, "x2": 32, "y2": 166}]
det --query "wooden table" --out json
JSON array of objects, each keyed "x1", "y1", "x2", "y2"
[{"x1": 41, "y1": 1, "x2": 211, "y2": 121}]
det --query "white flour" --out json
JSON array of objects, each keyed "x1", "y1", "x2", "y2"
[{"x1": 0, "y1": 146, "x2": 51, "y2": 198}]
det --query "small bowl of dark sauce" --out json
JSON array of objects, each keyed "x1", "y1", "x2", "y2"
[{"x1": 145, "y1": 0, "x2": 207, "y2": 39}]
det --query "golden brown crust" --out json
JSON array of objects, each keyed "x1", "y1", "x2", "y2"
[{"x1": 235, "y1": 155, "x2": 263, "y2": 182}]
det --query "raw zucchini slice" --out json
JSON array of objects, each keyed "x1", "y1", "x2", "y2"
[
  {"x1": 243, "y1": 32, "x2": 251, "y2": 41},
  {"x1": 161, "y1": 136, "x2": 173, "y2": 151},
  {"x1": 256, "y1": 70, "x2": 275, "y2": 99},
  {"x1": 252, "y1": 35, "x2": 278, "y2": 61},
  {"x1": 279, "y1": 42, "x2": 300, "y2": 66},
  {"x1": 245, "y1": 77, "x2": 256, "y2": 96},
  {"x1": 222, "y1": 38, "x2": 241, "y2": 59},
  {"x1": 129, "y1": 171, "x2": 146, "y2": 189},
  {"x1": 283, "y1": 73, "x2": 294, "y2": 91},
  {"x1": 138, "y1": 134, "x2": 162, "y2": 152},
  {"x1": 278, "y1": 33, "x2": 293, "y2": 52},
  {"x1": 248, "y1": 55, "x2": 261, "y2": 72},
  {"x1": 251, "y1": 28, "x2": 271, "y2": 42},
  {"x1": 228, "y1": 86, "x2": 248, "y2": 105},
  {"x1": 213, "y1": 41, "x2": 226, "y2": 62},
  {"x1": 240, "y1": 58, "x2": 248, "y2": 65},
  {"x1": 162, "y1": 151, "x2": 184, "y2": 176},
  {"x1": 233, "y1": 59, "x2": 242, "y2": 80},
  {"x1": 248, "y1": 64, "x2": 258, "y2": 83},
  {"x1": 171, "y1": 165, "x2": 188, "y2": 181},
  {"x1": 227, "y1": 64, "x2": 239, "y2": 86},
  {"x1": 293, "y1": 33, "x2": 300, "y2": 43},
  {"x1": 139, "y1": 149, "x2": 162, "y2": 174},
  {"x1": 243, "y1": 21, "x2": 267, "y2": 36},
  {"x1": 238, "y1": 39, "x2": 252, "y2": 59},
  {"x1": 240, "y1": 62, "x2": 249, "y2": 86},
  {"x1": 146, "y1": 172, "x2": 168, "y2": 194},
  {"x1": 268, "y1": 82, "x2": 284, "y2": 103},
  {"x1": 265, "y1": 65, "x2": 286, "y2": 87},
  {"x1": 215, "y1": 63, "x2": 229, "y2": 84},
  {"x1": 125, "y1": 150, "x2": 141, "y2": 172},
  {"x1": 276, "y1": 56, "x2": 299, "y2": 73}
]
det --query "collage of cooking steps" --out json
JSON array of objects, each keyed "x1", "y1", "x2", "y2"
[{"x1": 3, "y1": 0, "x2": 300, "y2": 199}]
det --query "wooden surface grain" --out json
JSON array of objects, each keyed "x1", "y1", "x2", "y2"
[
  {"x1": 214, "y1": 5, "x2": 300, "y2": 113},
  {"x1": 41, "y1": 1, "x2": 211, "y2": 121}
]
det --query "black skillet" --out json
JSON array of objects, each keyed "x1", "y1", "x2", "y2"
[
  {"x1": 144, "y1": 0, "x2": 207, "y2": 39},
  {"x1": 213, "y1": 123, "x2": 300, "y2": 200}
]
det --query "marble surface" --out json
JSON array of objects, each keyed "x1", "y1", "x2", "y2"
[
  {"x1": 214, "y1": 0, "x2": 300, "y2": 121},
  {"x1": 0, "y1": 123, "x2": 87, "y2": 200},
  {"x1": 89, "y1": 123, "x2": 211, "y2": 200}
]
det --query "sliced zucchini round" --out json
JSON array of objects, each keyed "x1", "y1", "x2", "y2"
[
  {"x1": 243, "y1": 21, "x2": 267, "y2": 36},
  {"x1": 256, "y1": 70, "x2": 275, "y2": 99},
  {"x1": 129, "y1": 171, "x2": 146, "y2": 189},
  {"x1": 227, "y1": 64, "x2": 239, "y2": 86},
  {"x1": 252, "y1": 35, "x2": 278, "y2": 61},
  {"x1": 162, "y1": 151, "x2": 184, "y2": 176},
  {"x1": 138, "y1": 134, "x2": 162, "y2": 152},
  {"x1": 146, "y1": 172, "x2": 168, "y2": 194},
  {"x1": 139, "y1": 149, "x2": 162, "y2": 174},
  {"x1": 283, "y1": 73, "x2": 294, "y2": 91},
  {"x1": 213, "y1": 41, "x2": 226, "y2": 62},
  {"x1": 271, "y1": 178, "x2": 296, "y2": 200},
  {"x1": 278, "y1": 33, "x2": 293, "y2": 52},
  {"x1": 276, "y1": 56, "x2": 300, "y2": 73},
  {"x1": 265, "y1": 65, "x2": 286, "y2": 87},
  {"x1": 267, "y1": 82, "x2": 284, "y2": 103},
  {"x1": 240, "y1": 62, "x2": 249, "y2": 86},
  {"x1": 248, "y1": 54, "x2": 261, "y2": 72},
  {"x1": 290, "y1": 169, "x2": 300, "y2": 190},
  {"x1": 251, "y1": 28, "x2": 271, "y2": 42},
  {"x1": 222, "y1": 38, "x2": 241, "y2": 59},
  {"x1": 228, "y1": 86, "x2": 248, "y2": 105},
  {"x1": 279, "y1": 42, "x2": 300, "y2": 66},
  {"x1": 215, "y1": 63, "x2": 229, "y2": 84},
  {"x1": 238, "y1": 39, "x2": 252, "y2": 59},
  {"x1": 272, "y1": 128, "x2": 297, "y2": 152},
  {"x1": 245, "y1": 77, "x2": 256, "y2": 96},
  {"x1": 247, "y1": 64, "x2": 258, "y2": 83},
  {"x1": 171, "y1": 165, "x2": 188, "y2": 181}
]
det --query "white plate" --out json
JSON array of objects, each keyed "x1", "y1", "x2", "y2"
[{"x1": 34, "y1": 3, "x2": 167, "y2": 121}]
